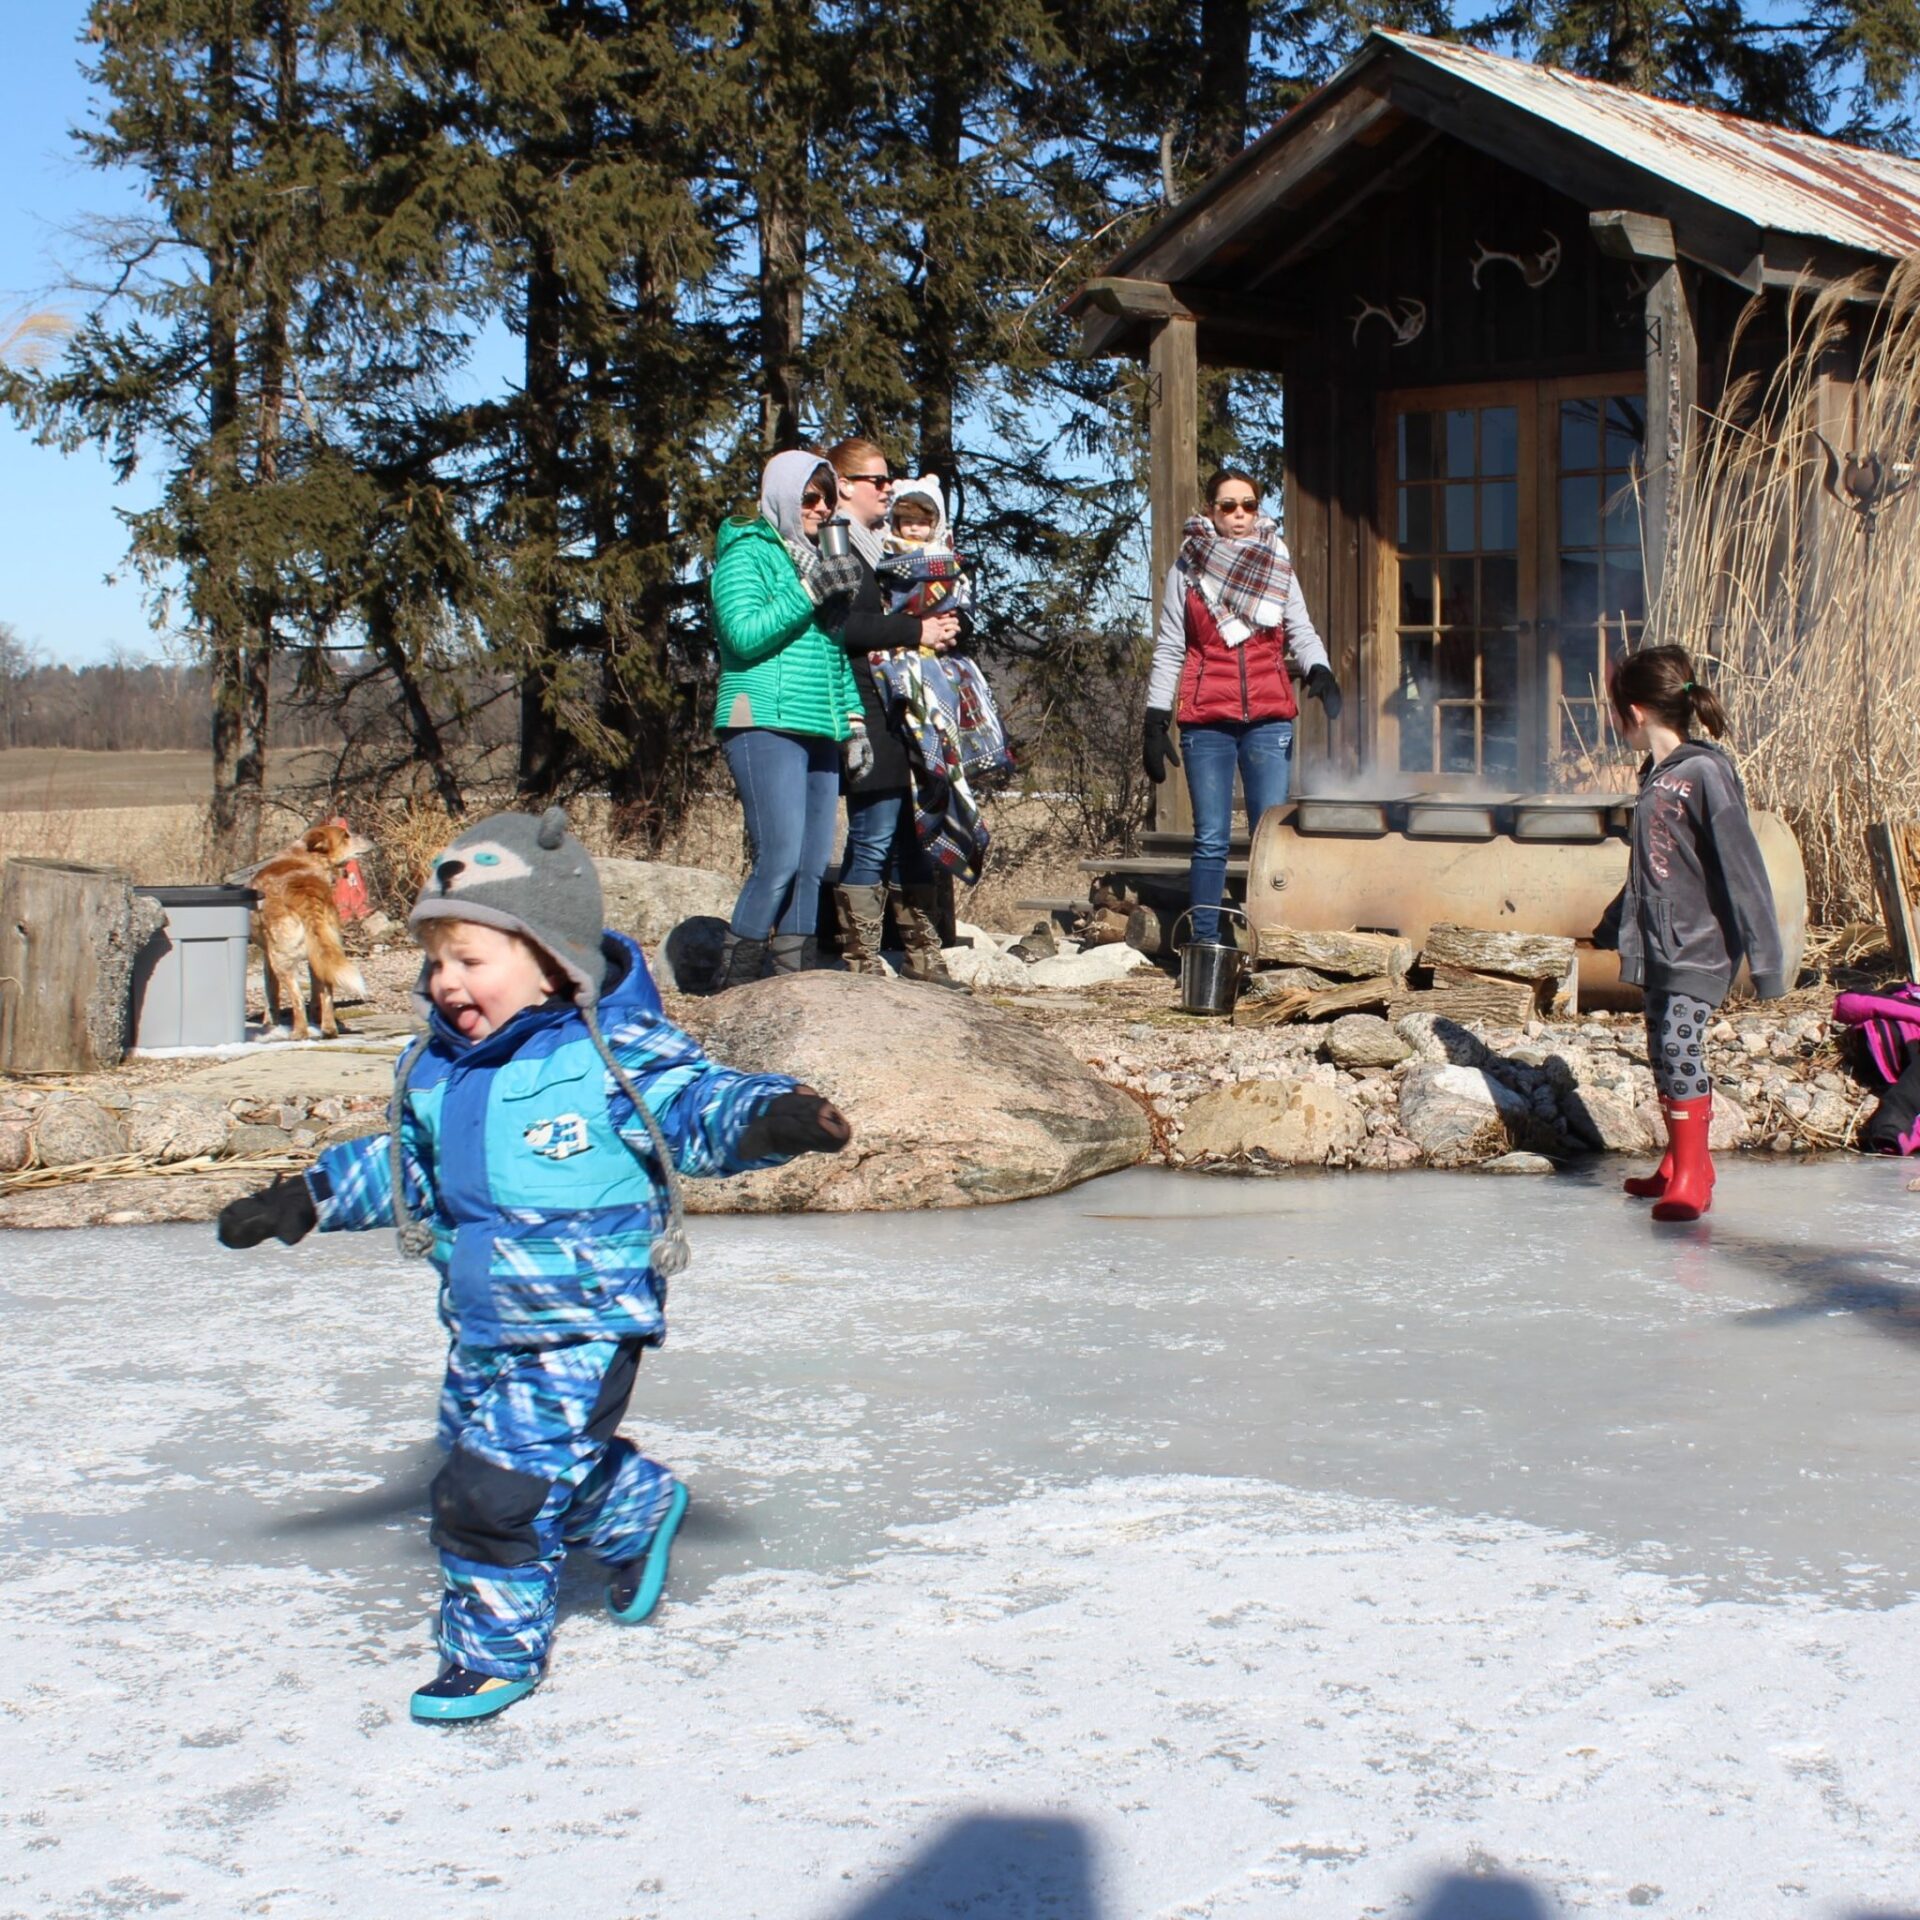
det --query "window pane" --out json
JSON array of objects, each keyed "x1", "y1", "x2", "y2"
[
  {"x1": 1399, "y1": 559, "x2": 1435, "y2": 624},
  {"x1": 1436, "y1": 631, "x2": 1476, "y2": 698},
  {"x1": 1481, "y1": 480, "x2": 1518, "y2": 552},
  {"x1": 1482, "y1": 555, "x2": 1518, "y2": 626},
  {"x1": 1560, "y1": 474, "x2": 1598, "y2": 547},
  {"x1": 1443, "y1": 483, "x2": 1477, "y2": 551},
  {"x1": 1606, "y1": 397, "x2": 1645, "y2": 467},
  {"x1": 1483, "y1": 705, "x2": 1519, "y2": 778},
  {"x1": 1399, "y1": 412, "x2": 1438, "y2": 482},
  {"x1": 1441, "y1": 705, "x2": 1478, "y2": 773},
  {"x1": 1482, "y1": 631, "x2": 1517, "y2": 689},
  {"x1": 1481, "y1": 407, "x2": 1518, "y2": 477},
  {"x1": 1439, "y1": 557, "x2": 1477, "y2": 625},
  {"x1": 1560, "y1": 553, "x2": 1600, "y2": 624},
  {"x1": 1602, "y1": 477, "x2": 1640, "y2": 545},
  {"x1": 1602, "y1": 555, "x2": 1645, "y2": 621},
  {"x1": 1446, "y1": 409, "x2": 1476, "y2": 478},
  {"x1": 1398, "y1": 485, "x2": 1432, "y2": 554},
  {"x1": 1561, "y1": 399, "x2": 1600, "y2": 471}
]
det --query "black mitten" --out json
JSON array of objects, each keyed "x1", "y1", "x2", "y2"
[
  {"x1": 815, "y1": 552, "x2": 865, "y2": 604},
  {"x1": 1306, "y1": 664, "x2": 1344, "y2": 721},
  {"x1": 216, "y1": 1174, "x2": 318, "y2": 1249},
  {"x1": 739, "y1": 1090, "x2": 852, "y2": 1160},
  {"x1": 1142, "y1": 708, "x2": 1179, "y2": 785}
]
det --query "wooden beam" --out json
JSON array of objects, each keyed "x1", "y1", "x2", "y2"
[
  {"x1": 1260, "y1": 127, "x2": 1446, "y2": 279},
  {"x1": 1589, "y1": 210, "x2": 1676, "y2": 263},
  {"x1": 1643, "y1": 259, "x2": 1699, "y2": 599},
  {"x1": 1147, "y1": 314, "x2": 1200, "y2": 617}
]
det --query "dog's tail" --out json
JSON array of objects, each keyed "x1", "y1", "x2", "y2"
[{"x1": 308, "y1": 918, "x2": 369, "y2": 1003}]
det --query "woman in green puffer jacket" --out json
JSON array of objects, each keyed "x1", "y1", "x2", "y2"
[{"x1": 707, "y1": 449, "x2": 865, "y2": 990}]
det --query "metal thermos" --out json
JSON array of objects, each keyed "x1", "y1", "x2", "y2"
[{"x1": 819, "y1": 518, "x2": 853, "y2": 560}]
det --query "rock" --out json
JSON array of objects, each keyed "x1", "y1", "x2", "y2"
[
  {"x1": 596, "y1": 859, "x2": 739, "y2": 950},
  {"x1": 1482, "y1": 1151, "x2": 1557, "y2": 1174},
  {"x1": 1394, "y1": 1011, "x2": 1489, "y2": 1068},
  {"x1": 1398, "y1": 1064, "x2": 1550, "y2": 1167},
  {"x1": 1324, "y1": 1014, "x2": 1412, "y2": 1068},
  {"x1": 0, "y1": 1122, "x2": 29, "y2": 1173},
  {"x1": 358, "y1": 910, "x2": 395, "y2": 942},
  {"x1": 1709, "y1": 1095, "x2": 1749, "y2": 1151},
  {"x1": 1806, "y1": 1087, "x2": 1860, "y2": 1139},
  {"x1": 33, "y1": 1096, "x2": 130, "y2": 1167},
  {"x1": 1172, "y1": 1076, "x2": 1366, "y2": 1167},
  {"x1": 323, "y1": 1114, "x2": 389, "y2": 1145},
  {"x1": 942, "y1": 943, "x2": 1030, "y2": 991},
  {"x1": 1024, "y1": 943, "x2": 1150, "y2": 989},
  {"x1": 656, "y1": 916, "x2": 727, "y2": 994},
  {"x1": 685, "y1": 973, "x2": 1149, "y2": 1210},
  {"x1": 1353, "y1": 1133, "x2": 1423, "y2": 1170},
  {"x1": 1561, "y1": 1084, "x2": 1655, "y2": 1153},
  {"x1": 1008, "y1": 919, "x2": 1062, "y2": 962},
  {"x1": 128, "y1": 1094, "x2": 231, "y2": 1164},
  {"x1": 225, "y1": 1122, "x2": 293, "y2": 1158}
]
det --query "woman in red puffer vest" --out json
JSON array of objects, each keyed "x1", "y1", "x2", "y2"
[{"x1": 1142, "y1": 469, "x2": 1342, "y2": 942}]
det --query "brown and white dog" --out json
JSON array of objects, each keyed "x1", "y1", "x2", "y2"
[{"x1": 251, "y1": 822, "x2": 374, "y2": 1040}]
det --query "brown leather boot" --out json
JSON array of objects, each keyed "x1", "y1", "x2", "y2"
[
  {"x1": 831, "y1": 885, "x2": 889, "y2": 975},
  {"x1": 890, "y1": 885, "x2": 966, "y2": 989}
]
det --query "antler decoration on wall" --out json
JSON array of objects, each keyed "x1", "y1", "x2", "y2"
[
  {"x1": 1469, "y1": 230, "x2": 1561, "y2": 290},
  {"x1": 1350, "y1": 295, "x2": 1427, "y2": 348}
]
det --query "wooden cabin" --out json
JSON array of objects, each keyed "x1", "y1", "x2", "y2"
[{"x1": 1069, "y1": 30, "x2": 1920, "y2": 837}]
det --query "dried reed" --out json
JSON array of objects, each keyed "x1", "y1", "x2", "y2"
[{"x1": 1650, "y1": 267, "x2": 1920, "y2": 923}]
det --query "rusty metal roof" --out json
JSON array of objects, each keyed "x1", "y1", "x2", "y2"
[{"x1": 1379, "y1": 30, "x2": 1920, "y2": 258}]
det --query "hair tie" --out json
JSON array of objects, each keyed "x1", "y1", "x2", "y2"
[{"x1": 1681, "y1": 680, "x2": 1696, "y2": 692}]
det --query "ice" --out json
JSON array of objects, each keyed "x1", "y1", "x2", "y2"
[{"x1": 4, "y1": 1157, "x2": 1920, "y2": 1915}]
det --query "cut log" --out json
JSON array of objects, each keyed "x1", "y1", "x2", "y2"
[
  {"x1": 1254, "y1": 926, "x2": 1414, "y2": 979},
  {"x1": 0, "y1": 859, "x2": 163, "y2": 1075},
  {"x1": 1124, "y1": 904, "x2": 1164, "y2": 957},
  {"x1": 1089, "y1": 875, "x2": 1140, "y2": 913},
  {"x1": 1867, "y1": 822, "x2": 1920, "y2": 980},
  {"x1": 1234, "y1": 975, "x2": 1400, "y2": 1027},
  {"x1": 1081, "y1": 906, "x2": 1132, "y2": 949},
  {"x1": 1420, "y1": 923, "x2": 1577, "y2": 982},
  {"x1": 1390, "y1": 973, "x2": 1538, "y2": 1026}
]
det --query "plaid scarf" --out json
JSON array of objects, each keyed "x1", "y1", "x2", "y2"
[{"x1": 1177, "y1": 513, "x2": 1292, "y2": 646}]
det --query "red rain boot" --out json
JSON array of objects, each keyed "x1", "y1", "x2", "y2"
[
  {"x1": 1623, "y1": 1097, "x2": 1674, "y2": 1198},
  {"x1": 1651, "y1": 1095, "x2": 1714, "y2": 1222}
]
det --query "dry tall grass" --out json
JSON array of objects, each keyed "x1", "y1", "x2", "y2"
[{"x1": 1652, "y1": 268, "x2": 1920, "y2": 922}]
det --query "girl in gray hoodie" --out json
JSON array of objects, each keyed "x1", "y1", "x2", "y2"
[{"x1": 1597, "y1": 646, "x2": 1787, "y2": 1221}]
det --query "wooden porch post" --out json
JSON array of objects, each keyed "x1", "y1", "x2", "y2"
[
  {"x1": 1591, "y1": 211, "x2": 1697, "y2": 600},
  {"x1": 1148, "y1": 312, "x2": 1200, "y2": 832}
]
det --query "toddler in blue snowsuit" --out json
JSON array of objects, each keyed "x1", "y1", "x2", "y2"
[{"x1": 216, "y1": 808, "x2": 850, "y2": 1724}]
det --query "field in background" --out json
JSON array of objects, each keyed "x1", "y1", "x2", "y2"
[{"x1": 0, "y1": 747, "x2": 342, "y2": 812}]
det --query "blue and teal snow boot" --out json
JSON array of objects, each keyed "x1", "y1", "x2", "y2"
[
  {"x1": 607, "y1": 1480, "x2": 689, "y2": 1624},
  {"x1": 410, "y1": 1664, "x2": 538, "y2": 1724}
]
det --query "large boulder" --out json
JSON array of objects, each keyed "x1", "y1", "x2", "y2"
[
  {"x1": 128, "y1": 1093, "x2": 231, "y2": 1164},
  {"x1": 1562, "y1": 1084, "x2": 1656, "y2": 1153},
  {"x1": 1398, "y1": 1064, "x2": 1552, "y2": 1167},
  {"x1": 1172, "y1": 1075, "x2": 1365, "y2": 1167},
  {"x1": 1024, "y1": 943, "x2": 1150, "y2": 989},
  {"x1": 33, "y1": 1095, "x2": 130, "y2": 1168},
  {"x1": 684, "y1": 972, "x2": 1149, "y2": 1211},
  {"x1": 596, "y1": 859, "x2": 738, "y2": 950}
]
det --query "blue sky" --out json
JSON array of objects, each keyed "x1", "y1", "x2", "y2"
[{"x1": 0, "y1": 9, "x2": 157, "y2": 665}]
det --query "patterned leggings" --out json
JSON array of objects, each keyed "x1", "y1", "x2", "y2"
[{"x1": 1644, "y1": 990, "x2": 1715, "y2": 1101}]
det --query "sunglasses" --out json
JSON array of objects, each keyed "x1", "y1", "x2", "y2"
[
  {"x1": 800, "y1": 489, "x2": 832, "y2": 508},
  {"x1": 1214, "y1": 496, "x2": 1259, "y2": 512},
  {"x1": 844, "y1": 472, "x2": 891, "y2": 487}
]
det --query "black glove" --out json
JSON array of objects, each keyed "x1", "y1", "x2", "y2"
[
  {"x1": 1142, "y1": 708, "x2": 1179, "y2": 785},
  {"x1": 216, "y1": 1173, "x2": 318, "y2": 1249},
  {"x1": 814, "y1": 552, "x2": 864, "y2": 604},
  {"x1": 739, "y1": 1089, "x2": 852, "y2": 1160},
  {"x1": 1306, "y1": 664, "x2": 1343, "y2": 721}
]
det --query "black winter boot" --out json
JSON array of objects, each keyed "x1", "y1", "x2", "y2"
[
  {"x1": 713, "y1": 932, "x2": 769, "y2": 992},
  {"x1": 768, "y1": 933, "x2": 809, "y2": 975}
]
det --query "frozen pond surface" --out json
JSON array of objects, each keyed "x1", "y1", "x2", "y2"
[{"x1": 5, "y1": 1158, "x2": 1920, "y2": 1917}]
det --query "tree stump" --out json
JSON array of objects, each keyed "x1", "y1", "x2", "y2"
[{"x1": 0, "y1": 859, "x2": 163, "y2": 1075}]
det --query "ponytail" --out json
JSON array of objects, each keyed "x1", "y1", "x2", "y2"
[{"x1": 1610, "y1": 646, "x2": 1726, "y2": 740}]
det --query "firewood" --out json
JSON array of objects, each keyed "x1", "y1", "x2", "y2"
[
  {"x1": 1082, "y1": 906, "x2": 1132, "y2": 948},
  {"x1": 1089, "y1": 875, "x2": 1140, "y2": 913},
  {"x1": 1124, "y1": 905, "x2": 1164, "y2": 957},
  {"x1": 1253, "y1": 926, "x2": 1413, "y2": 979},
  {"x1": 1867, "y1": 822, "x2": 1920, "y2": 980},
  {"x1": 1390, "y1": 973, "x2": 1538, "y2": 1025},
  {"x1": 1420, "y1": 923, "x2": 1577, "y2": 982},
  {"x1": 1231, "y1": 987, "x2": 1315, "y2": 1028}
]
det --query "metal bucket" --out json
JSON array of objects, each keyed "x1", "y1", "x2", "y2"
[{"x1": 1172, "y1": 905, "x2": 1252, "y2": 1016}]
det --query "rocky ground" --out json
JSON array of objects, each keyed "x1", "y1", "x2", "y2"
[{"x1": 0, "y1": 890, "x2": 1903, "y2": 1231}]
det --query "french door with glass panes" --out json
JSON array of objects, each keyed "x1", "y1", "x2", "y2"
[{"x1": 1377, "y1": 377, "x2": 1645, "y2": 790}]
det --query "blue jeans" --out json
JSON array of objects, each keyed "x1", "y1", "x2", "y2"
[
  {"x1": 721, "y1": 729, "x2": 843, "y2": 939},
  {"x1": 840, "y1": 786, "x2": 935, "y2": 890},
  {"x1": 1182, "y1": 719, "x2": 1294, "y2": 943}
]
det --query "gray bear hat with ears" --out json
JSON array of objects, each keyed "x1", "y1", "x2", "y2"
[{"x1": 408, "y1": 806, "x2": 607, "y2": 1004}]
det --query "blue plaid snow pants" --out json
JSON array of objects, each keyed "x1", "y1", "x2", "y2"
[{"x1": 430, "y1": 1336, "x2": 676, "y2": 1679}]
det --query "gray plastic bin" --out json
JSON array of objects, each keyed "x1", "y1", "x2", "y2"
[{"x1": 130, "y1": 885, "x2": 258, "y2": 1049}]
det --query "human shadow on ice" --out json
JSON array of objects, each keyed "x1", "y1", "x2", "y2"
[
  {"x1": 1717, "y1": 1234, "x2": 1920, "y2": 1349},
  {"x1": 267, "y1": 1446, "x2": 438, "y2": 1537},
  {"x1": 828, "y1": 1812, "x2": 1097, "y2": 1918}
]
